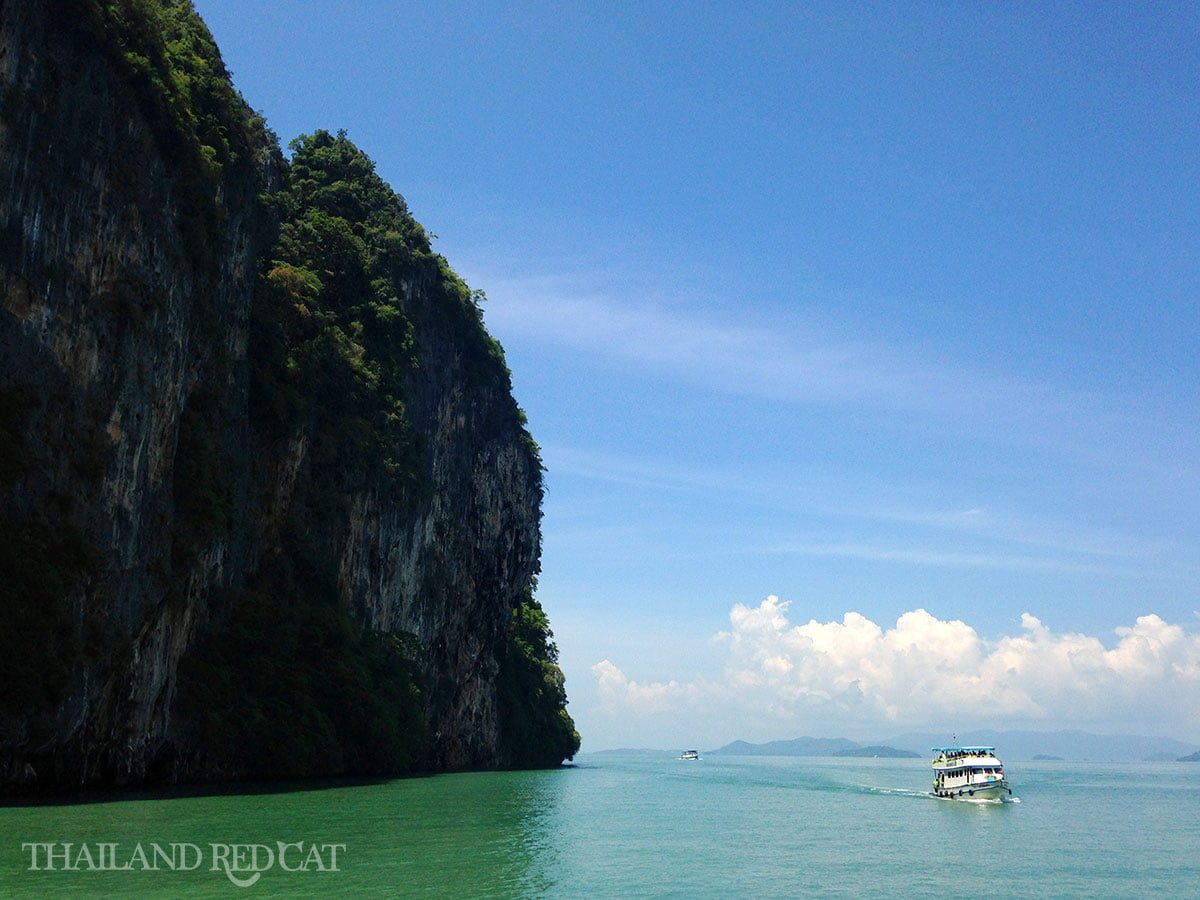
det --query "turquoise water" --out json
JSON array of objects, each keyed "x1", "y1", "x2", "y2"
[{"x1": 2, "y1": 755, "x2": 1198, "y2": 897}]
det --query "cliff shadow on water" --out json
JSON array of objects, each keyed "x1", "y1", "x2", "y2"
[{"x1": 0, "y1": 0, "x2": 578, "y2": 795}]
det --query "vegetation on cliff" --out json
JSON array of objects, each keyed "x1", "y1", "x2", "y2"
[
  {"x1": 250, "y1": 130, "x2": 426, "y2": 497},
  {"x1": 85, "y1": 0, "x2": 275, "y2": 266},
  {"x1": 498, "y1": 595, "x2": 582, "y2": 767}
]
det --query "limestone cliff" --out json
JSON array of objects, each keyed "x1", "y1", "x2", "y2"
[{"x1": 0, "y1": 0, "x2": 576, "y2": 793}]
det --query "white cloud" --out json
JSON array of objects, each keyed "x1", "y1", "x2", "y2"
[
  {"x1": 591, "y1": 659, "x2": 700, "y2": 715},
  {"x1": 593, "y1": 596, "x2": 1200, "y2": 735}
]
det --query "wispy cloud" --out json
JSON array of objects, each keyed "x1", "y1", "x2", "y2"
[
  {"x1": 541, "y1": 444, "x2": 717, "y2": 493},
  {"x1": 479, "y1": 272, "x2": 1199, "y2": 502},
  {"x1": 479, "y1": 274, "x2": 1101, "y2": 434},
  {"x1": 541, "y1": 441, "x2": 1164, "y2": 574},
  {"x1": 853, "y1": 505, "x2": 1171, "y2": 561},
  {"x1": 758, "y1": 540, "x2": 1132, "y2": 577}
]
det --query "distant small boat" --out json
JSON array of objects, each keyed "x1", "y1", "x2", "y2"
[
  {"x1": 932, "y1": 746, "x2": 1012, "y2": 800},
  {"x1": 681, "y1": 749, "x2": 700, "y2": 760}
]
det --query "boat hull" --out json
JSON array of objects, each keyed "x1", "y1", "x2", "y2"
[{"x1": 934, "y1": 781, "x2": 1010, "y2": 801}]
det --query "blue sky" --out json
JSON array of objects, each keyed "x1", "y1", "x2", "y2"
[{"x1": 192, "y1": 1, "x2": 1199, "y2": 749}]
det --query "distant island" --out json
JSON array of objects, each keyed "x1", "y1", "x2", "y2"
[
  {"x1": 1179, "y1": 750, "x2": 1200, "y2": 762},
  {"x1": 1032, "y1": 755, "x2": 1064, "y2": 761}
]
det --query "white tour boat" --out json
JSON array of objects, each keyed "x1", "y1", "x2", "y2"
[
  {"x1": 931, "y1": 746, "x2": 1011, "y2": 800},
  {"x1": 680, "y1": 749, "x2": 700, "y2": 760}
]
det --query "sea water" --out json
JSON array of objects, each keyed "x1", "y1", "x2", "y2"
[{"x1": 1, "y1": 755, "x2": 1198, "y2": 897}]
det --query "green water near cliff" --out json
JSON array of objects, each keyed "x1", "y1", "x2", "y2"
[{"x1": 2, "y1": 755, "x2": 1198, "y2": 897}]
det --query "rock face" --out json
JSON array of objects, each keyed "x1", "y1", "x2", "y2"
[
  {"x1": 0, "y1": 0, "x2": 557, "y2": 792},
  {"x1": 336, "y1": 292, "x2": 544, "y2": 769}
]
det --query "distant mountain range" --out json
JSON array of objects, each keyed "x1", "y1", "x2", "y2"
[
  {"x1": 589, "y1": 730, "x2": 1200, "y2": 762},
  {"x1": 709, "y1": 737, "x2": 858, "y2": 756},
  {"x1": 706, "y1": 737, "x2": 916, "y2": 758},
  {"x1": 885, "y1": 730, "x2": 1200, "y2": 762}
]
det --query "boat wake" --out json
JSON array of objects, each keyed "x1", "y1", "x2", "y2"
[
  {"x1": 858, "y1": 784, "x2": 937, "y2": 800},
  {"x1": 858, "y1": 784, "x2": 1020, "y2": 803},
  {"x1": 934, "y1": 792, "x2": 1020, "y2": 804}
]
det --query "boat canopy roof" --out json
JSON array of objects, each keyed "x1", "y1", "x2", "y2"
[{"x1": 931, "y1": 746, "x2": 996, "y2": 753}]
